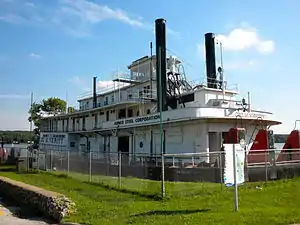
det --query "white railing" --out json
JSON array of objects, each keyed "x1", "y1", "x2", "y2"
[
  {"x1": 188, "y1": 77, "x2": 238, "y2": 92},
  {"x1": 77, "y1": 82, "x2": 131, "y2": 100},
  {"x1": 150, "y1": 104, "x2": 157, "y2": 113},
  {"x1": 76, "y1": 88, "x2": 157, "y2": 112}
]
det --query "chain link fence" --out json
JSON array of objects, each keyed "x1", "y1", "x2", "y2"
[
  {"x1": 41, "y1": 150, "x2": 163, "y2": 196},
  {"x1": 4, "y1": 147, "x2": 300, "y2": 198}
]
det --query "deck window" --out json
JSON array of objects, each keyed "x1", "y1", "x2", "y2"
[
  {"x1": 128, "y1": 109, "x2": 133, "y2": 117},
  {"x1": 94, "y1": 114, "x2": 98, "y2": 128},
  {"x1": 82, "y1": 116, "x2": 86, "y2": 130},
  {"x1": 106, "y1": 111, "x2": 109, "y2": 121}
]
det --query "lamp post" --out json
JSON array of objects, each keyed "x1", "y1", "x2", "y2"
[{"x1": 158, "y1": 46, "x2": 165, "y2": 199}]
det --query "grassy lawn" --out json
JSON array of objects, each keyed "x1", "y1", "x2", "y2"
[{"x1": 0, "y1": 169, "x2": 300, "y2": 225}]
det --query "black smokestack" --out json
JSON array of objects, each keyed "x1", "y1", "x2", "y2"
[
  {"x1": 155, "y1": 18, "x2": 167, "y2": 112},
  {"x1": 205, "y1": 33, "x2": 217, "y2": 89},
  {"x1": 93, "y1": 76, "x2": 97, "y2": 108}
]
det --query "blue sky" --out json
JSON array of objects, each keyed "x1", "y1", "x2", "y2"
[{"x1": 0, "y1": 0, "x2": 298, "y2": 133}]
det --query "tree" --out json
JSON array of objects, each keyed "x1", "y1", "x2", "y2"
[
  {"x1": 67, "y1": 106, "x2": 75, "y2": 113},
  {"x1": 28, "y1": 103, "x2": 43, "y2": 135},
  {"x1": 41, "y1": 97, "x2": 66, "y2": 115},
  {"x1": 28, "y1": 97, "x2": 67, "y2": 135},
  {"x1": 0, "y1": 131, "x2": 35, "y2": 144}
]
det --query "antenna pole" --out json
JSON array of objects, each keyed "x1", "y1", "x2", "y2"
[
  {"x1": 219, "y1": 41, "x2": 225, "y2": 89},
  {"x1": 220, "y1": 42, "x2": 224, "y2": 73},
  {"x1": 247, "y1": 92, "x2": 251, "y2": 112}
]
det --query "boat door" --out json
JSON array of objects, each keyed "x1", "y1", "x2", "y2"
[{"x1": 118, "y1": 136, "x2": 130, "y2": 165}]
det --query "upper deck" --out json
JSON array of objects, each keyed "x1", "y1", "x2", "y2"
[{"x1": 38, "y1": 51, "x2": 280, "y2": 134}]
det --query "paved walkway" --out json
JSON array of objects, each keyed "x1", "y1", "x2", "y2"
[{"x1": 0, "y1": 202, "x2": 50, "y2": 225}]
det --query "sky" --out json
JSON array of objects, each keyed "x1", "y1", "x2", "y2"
[{"x1": 0, "y1": 0, "x2": 299, "y2": 133}]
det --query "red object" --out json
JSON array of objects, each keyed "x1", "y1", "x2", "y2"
[
  {"x1": 224, "y1": 128, "x2": 246, "y2": 144},
  {"x1": 0, "y1": 147, "x2": 7, "y2": 162},
  {"x1": 247, "y1": 129, "x2": 269, "y2": 164},
  {"x1": 277, "y1": 130, "x2": 300, "y2": 162}
]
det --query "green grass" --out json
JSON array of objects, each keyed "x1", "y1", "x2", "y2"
[{"x1": 0, "y1": 168, "x2": 300, "y2": 225}]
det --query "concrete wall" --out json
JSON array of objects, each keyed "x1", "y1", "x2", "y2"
[{"x1": 0, "y1": 176, "x2": 75, "y2": 222}]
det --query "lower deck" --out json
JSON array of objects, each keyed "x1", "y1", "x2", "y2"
[{"x1": 39, "y1": 119, "x2": 266, "y2": 158}]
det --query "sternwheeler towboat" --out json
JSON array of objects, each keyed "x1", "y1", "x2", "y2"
[{"x1": 39, "y1": 18, "x2": 281, "y2": 181}]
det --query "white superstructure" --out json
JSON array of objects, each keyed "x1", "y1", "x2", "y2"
[
  {"x1": 39, "y1": 53, "x2": 280, "y2": 157},
  {"x1": 39, "y1": 19, "x2": 281, "y2": 159}
]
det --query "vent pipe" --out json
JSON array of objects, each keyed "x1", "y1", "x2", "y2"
[{"x1": 205, "y1": 33, "x2": 217, "y2": 89}]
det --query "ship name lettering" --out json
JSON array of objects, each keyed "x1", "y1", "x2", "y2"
[{"x1": 113, "y1": 115, "x2": 160, "y2": 126}]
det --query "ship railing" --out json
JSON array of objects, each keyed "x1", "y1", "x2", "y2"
[
  {"x1": 77, "y1": 82, "x2": 131, "y2": 100},
  {"x1": 112, "y1": 70, "x2": 151, "y2": 82},
  {"x1": 76, "y1": 89, "x2": 157, "y2": 111},
  {"x1": 247, "y1": 148, "x2": 300, "y2": 167},
  {"x1": 188, "y1": 77, "x2": 238, "y2": 92}
]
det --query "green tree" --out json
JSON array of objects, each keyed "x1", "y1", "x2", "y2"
[
  {"x1": 28, "y1": 103, "x2": 42, "y2": 135},
  {"x1": 41, "y1": 97, "x2": 66, "y2": 115},
  {"x1": 67, "y1": 106, "x2": 75, "y2": 113},
  {"x1": 0, "y1": 131, "x2": 35, "y2": 144},
  {"x1": 28, "y1": 97, "x2": 67, "y2": 135}
]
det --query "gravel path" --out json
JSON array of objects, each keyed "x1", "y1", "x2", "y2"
[{"x1": 0, "y1": 202, "x2": 50, "y2": 225}]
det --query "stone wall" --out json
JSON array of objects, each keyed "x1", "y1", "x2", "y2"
[{"x1": 0, "y1": 176, "x2": 76, "y2": 222}]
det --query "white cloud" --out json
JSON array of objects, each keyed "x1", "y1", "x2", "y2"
[
  {"x1": 257, "y1": 40, "x2": 274, "y2": 54},
  {"x1": 69, "y1": 76, "x2": 84, "y2": 86},
  {"x1": 25, "y1": 2, "x2": 35, "y2": 7},
  {"x1": 69, "y1": 76, "x2": 130, "y2": 93},
  {"x1": 166, "y1": 28, "x2": 180, "y2": 37},
  {"x1": 0, "y1": 0, "x2": 179, "y2": 37},
  {"x1": 0, "y1": 14, "x2": 27, "y2": 24},
  {"x1": 55, "y1": 0, "x2": 144, "y2": 28},
  {"x1": 68, "y1": 76, "x2": 91, "y2": 92},
  {"x1": 0, "y1": 111, "x2": 29, "y2": 130},
  {"x1": 196, "y1": 44, "x2": 205, "y2": 59},
  {"x1": 29, "y1": 52, "x2": 41, "y2": 59},
  {"x1": 0, "y1": 94, "x2": 31, "y2": 99},
  {"x1": 224, "y1": 60, "x2": 259, "y2": 70},
  {"x1": 216, "y1": 27, "x2": 275, "y2": 54}
]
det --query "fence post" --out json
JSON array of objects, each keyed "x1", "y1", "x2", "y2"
[
  {"x1": 27, "y1": 149, "x2": 29, "y2": 172},
  {"x1": 60, "y1": 152, "x2": 63, "y2": 171},
  {"x1": 219, "y1": 152, "x2": 223, "y2": 190},
  {"x1": 67, "y1": 150, "x2": 70, "y2": 174},
  {"x1": 45, "y1": 150, "x2": 47, "y2": 171},
  {"x1": 265, "y1": 150, "x2": 268, "y2": 181},
  {"x1": 50, "y1": 150, "x2": 53, "y2": 171},
  {"x1": 118, "y1": 151, "x2": 122, "y2": 188},
  {"x1": 37, "y1": 151, "x2": 39, "y2": 171},
  {"x1": 89, "y1": 150, "x2": 92, "y2": 182},
  {"x1": 161, "y1": 153, "x2": 165, "y2": 199}
]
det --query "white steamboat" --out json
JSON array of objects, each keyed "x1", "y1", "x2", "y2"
[{"x1": 39, "y1": 19, "x2": 281, "y2": 162}]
